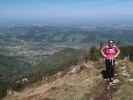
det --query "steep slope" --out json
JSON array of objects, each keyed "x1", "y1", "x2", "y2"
[
  {"x1": 3, "y1": 61, "x2": 103, "y2": 100},
  {"x1": 113, "y1": 60, "x2": 133, "y2": 100},
  {"x1": 3, "y1": 60, "x2": 133, "y2": 100}
]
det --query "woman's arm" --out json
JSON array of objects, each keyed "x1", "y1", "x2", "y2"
[
  {"x1": 101, "y1": 46, "x2": 107, "y2": 58},
  {"x1": 114, "y1": 47, "x2": 120, "y2": 58}
]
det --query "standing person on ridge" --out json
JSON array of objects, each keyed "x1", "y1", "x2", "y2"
[{"x1": 101, "y1": 40, "x2": 120, "y2": 83}]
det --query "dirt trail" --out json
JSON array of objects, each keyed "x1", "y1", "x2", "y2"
[{"x1": 94, "y1": 81, "x2": 118, "y2": 100}]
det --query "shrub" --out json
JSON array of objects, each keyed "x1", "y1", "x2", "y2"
[
  {"x1": 0, "y1": 80, "x2": 8, "y2": 99},
  {"x1": 89, "y1": 47, "x2": 101, "y2": 61},
  {"x1": 119, "y1": 46, "x2": 133, "y2": 61},
  {"x1": 31, "y1": 48, "x2": 81, "y2": 82}
]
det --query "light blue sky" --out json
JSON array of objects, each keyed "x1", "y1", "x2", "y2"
[{"x1": 0, "y1": 0, "x2": 133, "y2": 24}]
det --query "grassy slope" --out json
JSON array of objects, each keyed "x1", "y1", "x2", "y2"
[
  {"x1": 31, "y1": 48, "x2": 82, "y2": 79},
  {"x1": 113, "y1": 60, "x2": 133, "y2": 100},
  {"x1": 3, "y1": 61, "x2": 102, "y2": 100},
  {"x1": 3, "y1": 60, "x2": 133, "y2": 100}
]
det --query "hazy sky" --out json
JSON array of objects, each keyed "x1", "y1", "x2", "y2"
[{"x1": 0, "y1": 0, "x2": 133, "y2": 24}]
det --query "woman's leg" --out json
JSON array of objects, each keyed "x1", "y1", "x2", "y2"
[
  {"x1": 105, "y1": 60, "x2": 110, "y2": 80},
  {"x1": 111, "y1": 60, "x2": 115, "y2": 78},
  {"x1": 108, "y1": 60, "x2": 113, "y2": 81}
]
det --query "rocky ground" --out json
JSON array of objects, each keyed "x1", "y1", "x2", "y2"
[{"x1": 3, "y1": 60, "x2": 133, "y2": 100}]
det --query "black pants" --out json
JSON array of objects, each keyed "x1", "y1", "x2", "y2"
[{"x1": 105, "y1": 59, "x2": 115, "y2": 81}]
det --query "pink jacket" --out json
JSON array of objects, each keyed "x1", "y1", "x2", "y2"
[{"x1": 101, "y1": 45, "x2": 120, "y2": 60}]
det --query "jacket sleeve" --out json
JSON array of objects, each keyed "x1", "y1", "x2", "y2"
[{"x1": 100, "y1": 46, "x2": 107, "y2": 58}]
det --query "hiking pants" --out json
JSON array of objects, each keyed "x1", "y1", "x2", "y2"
[{"x1": 105, "y1": 59, "x2": 115, "y2": 80}]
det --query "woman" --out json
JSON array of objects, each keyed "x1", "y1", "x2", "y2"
[{"x1": 101, "y1": 40, "x2": 120, "y2": 82}]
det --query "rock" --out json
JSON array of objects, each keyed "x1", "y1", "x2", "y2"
[
  {"x1": 120, "y1": 66, "x2": 126, "y2": 70},
  {"x1": 81, "y1": 62, "x2": 93, "y2": 69},
  {"x1": 55, "y1": 71, "x2": 64, "y2": 78},
  {"x1": 122, "y1": 69, "x2": 127, "y2": 72},
  {"x1": 7, "y1": 89, "x2": 14, "y2": 95},
  {"x1": 68, "y1": 65, "x2": 81, "y2": 74},
  {"x1": 22, "y1": 78, "x2": 29, "y2": 83},
  {"x1": 115, "y1": 61, "x2": 119, "y2": 65},
  {"x1": 112, "y1": 79, "x2": 120, "y2": 84},
  {"x1": 128, "y1": 79, "x2": 133, "y2": 82},
  {"x1": 121, "y1": 72, "x2": 130, "y2": 77}
]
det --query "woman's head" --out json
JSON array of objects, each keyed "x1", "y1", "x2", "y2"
[{"x1": 108, "y1": 40, "x2": 114, "y2": 47}]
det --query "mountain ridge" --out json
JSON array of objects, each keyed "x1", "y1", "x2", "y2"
[{"x1": 3, "y1": 60, "x2": 133, "y2": 100}]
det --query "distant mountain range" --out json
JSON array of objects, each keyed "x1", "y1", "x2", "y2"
[{"x1": 1, "y1": 25, "x2": 133, "y2": 45}]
